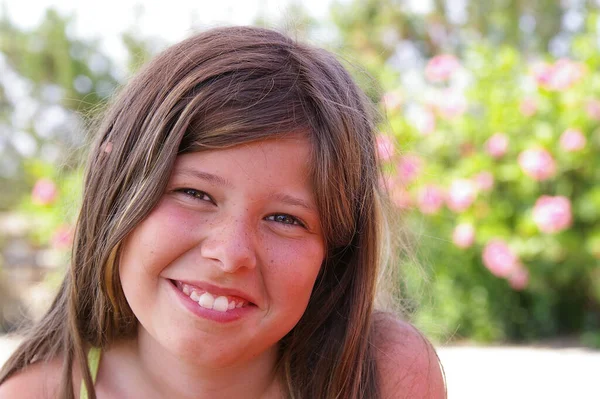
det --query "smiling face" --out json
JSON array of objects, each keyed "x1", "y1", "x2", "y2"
[{"x1": 118, "y1": 136, "x2": 325, "y2": 369}]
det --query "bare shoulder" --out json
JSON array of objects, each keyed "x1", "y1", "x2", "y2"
[
  {"x1": 373, "y1": 313, "x2": 446, "y2": 399},
  {"x1": 0, "y1": 357, "x2": 63, "y2": 399}
]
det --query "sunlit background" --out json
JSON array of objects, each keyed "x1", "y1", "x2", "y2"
[{"x1": 1, "y1": 0, "x2": 599, "y2": 398}]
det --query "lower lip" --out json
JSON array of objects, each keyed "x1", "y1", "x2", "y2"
[{"x1": 167, "y1": 279, "x2": 256, "y2": 323}]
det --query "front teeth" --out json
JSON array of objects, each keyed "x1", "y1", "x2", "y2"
[
  {"x1": 198, "y1": 292, "x2": 215, "y2": 309},
  {"x1": 179, "y1": 283, "x2": 246, "y2": 312},
  {"x1": 212, "y1": 296, "x2": 229, "y2": 312},
  {"x1": 190, "y1": 291, "x2": 201, "y2": 302}
]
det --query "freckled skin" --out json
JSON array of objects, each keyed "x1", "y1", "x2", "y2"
[{"x1": 118, "y1": 136, "x2": 325, "y2": 371}]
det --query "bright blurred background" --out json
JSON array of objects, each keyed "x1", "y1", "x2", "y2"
[{"x1": 1, "y1": 0, "x2": 599, "y2": 397}]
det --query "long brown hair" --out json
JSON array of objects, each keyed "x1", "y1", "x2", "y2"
[{"x1": 0, "y1": 26, "x2": 393, "y2": 398}]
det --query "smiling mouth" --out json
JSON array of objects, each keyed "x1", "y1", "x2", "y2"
[{"x1": 170, "y1": 280, "x2": 252, "y2": 312}]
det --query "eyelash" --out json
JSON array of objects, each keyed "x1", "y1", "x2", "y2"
[
  {"x1": 178, "y1": 188, "x2": 212, "y2": 202},
  {"x1": 264, "y1": 214, "x2": 306, "y2": 228},
  {"x1": 176, "y1": 188, "x2": 307, "y2": 228}
]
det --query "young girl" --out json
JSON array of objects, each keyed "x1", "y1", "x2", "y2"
[{"x1": 0, "y1": 26, "x2": 445, "y2": 398}]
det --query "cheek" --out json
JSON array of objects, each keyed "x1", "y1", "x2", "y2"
[
  {"x1": 119, "y1": 201, "x2": 202, "y2": 281},
  {"x1": 264, "y1": 239, "x2": 325, "y2": 306}
]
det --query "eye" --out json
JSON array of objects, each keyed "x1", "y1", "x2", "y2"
[
  {"x1": 266, "y1": 214, "x2": 306, "y2": 228},
  {"x1": 176, "y1": 188, "x2": 213, "y2": 203}
]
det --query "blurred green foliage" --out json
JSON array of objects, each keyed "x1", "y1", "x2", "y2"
[{"x1": 0, "y1": 9, "x2": 119, "y2": 210}]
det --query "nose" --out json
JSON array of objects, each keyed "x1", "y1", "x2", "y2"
[{"x1": 199, "y1": 215, "x2": 258, "y2": 273}]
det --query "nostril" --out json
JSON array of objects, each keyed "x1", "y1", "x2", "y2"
[{"x1": 199, "y1": 240, "x2": 257, "y2": 272}]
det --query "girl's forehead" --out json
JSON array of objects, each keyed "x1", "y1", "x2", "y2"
[
  {"x1": 171, "y1": 136, "x2": 314, "y2": 186},
  {"x1": 175, "y1": 134, "x2": 313, "y2": 166}
]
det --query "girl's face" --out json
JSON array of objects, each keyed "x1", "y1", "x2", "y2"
[{"x1": 118, "y1": 136, "x2": 325, "y2": 368}]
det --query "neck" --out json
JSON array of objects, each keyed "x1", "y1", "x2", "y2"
[{"x1": 102, "y1": 330, "x2": 281, "y2": 399}]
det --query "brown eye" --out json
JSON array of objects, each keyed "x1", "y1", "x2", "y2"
[
  {"x1": 178, "y1": 188, "x2": 213, "y2": 203},
  {"x1": 266, "y1": 214, "x2": 305, "y2": 228}
]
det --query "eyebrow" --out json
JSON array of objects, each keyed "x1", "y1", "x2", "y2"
[
  {"x1": 174, "y1": 169, "x2": 233, "y2": 188},
  {"x1": 269, "y1": 193, "x2": 318, "y2": 214}
]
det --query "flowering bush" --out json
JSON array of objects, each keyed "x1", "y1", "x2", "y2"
[
  {"x1": 518, "y1": 147, "x2": 557, "y2": 181},
  {"x1": 481, "y1": 239, "x2": 526, "y2": 282},
  {"x1": 560, "y1": 128, "x2": 587, "y2": 152},
  {"x1": 532, "y1": 196, "x2": 573, "y2": 234},
  {"x1": 425, "y1": 54, "x2": 461, "y2": 83},
  {"x1": 452, "y1": 223, "x2": 475, "y2": 249},
  {"x1": 485, "y1": 133, "x2": 509, "y2": 159},
  {"x1": 31, "y1": 179, "x2": 58, "y2": 206},
  {"x1": 19, "y1": 160, "x2": 82, "y2": 260},
  {"x1": 379, "y1": 36, "x2": 600, "y2": 344}
]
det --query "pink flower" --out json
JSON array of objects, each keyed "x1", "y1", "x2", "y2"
[
  {"x1": 519, "y1": 98, "x2": 537, "y2": 117},
  {"x1": 585, "y1": 99, "x2": 600, "y2": 120},
  {"x1": 508, "y1": 267, "x2": 529, "y2": 291},
  {"x1": 530, "y1": 59, "x2": 585, "y2": 91},
  {"x1": 532, "y1": 195, "x2": 572, "y2": 234},
  {"x1": 482, "y1": 239, "x2": 521, "y2": 278},
  {"x1": 434, "y1": 89, "x2": 468, "y2": 120},
  {"x1": 546, "y1": 59, "x2": 585, "y2": 91},
  {"x1": 452, "y1": 223, "x2": 475, "y2": 249},
  {"x1": 381, "y1": 91, "x2": 403, "y2": 112},
  {"x1": 518, "y1": 148, "x2": 556, "y2": 181},
  {"x1": 425, "y1": 54, "x2": 460, "y2": 83},
  {"x1": 51, "y1": 225, "x2": 74, "y2": 250},
  {"x1": 485, "y1": 133, "x2": 509, "y2": 159},
  {"x1": 31, "y1": 178, "x2": 58, "y2": 205},
  {"x1": 559, "y1": 128, "x2": 586, "y2": 152},
  {"x1": 397, "y1": 155, "x2": 423, "y2": 185},
  {"x1": 473, "y1": 171, "x2": 494, "y2": 192},
  {"x1": 530, "y1": 61, "x2": 554, "y2": 88},
  {"x1": 376, "y1": 135, "x2": 395, "y2": 161},
  {"x1": 446, "y1": 179, "x2": 478, "y2": 212},
  {"x1": 407, "y1": 106, "x2": 436, "y2": 136},
  {"x1": 417, "y1": 185, "x2": 445, "y2": 214}
]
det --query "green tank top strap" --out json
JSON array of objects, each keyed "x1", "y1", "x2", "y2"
[{"x1": 80, "y1": 347, "x2": 101, "y2": 399}]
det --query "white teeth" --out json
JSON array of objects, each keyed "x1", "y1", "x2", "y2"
[
  {"x1": 213, "y1": 296, "x2": 229, "y2": 312},
  {"x1": 198, "y1": 292, "x2": 215, "y2": 309},
  {"x1": 189, "y1": 291, "x2": 201, "y2": 302},
  {"x1": 178, "y1": 282, "x2": 249, "y2": 311}
]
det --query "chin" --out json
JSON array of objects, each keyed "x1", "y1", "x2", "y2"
[{"x1": 161, "y1": 329, "x2": 257, "y2": 368}]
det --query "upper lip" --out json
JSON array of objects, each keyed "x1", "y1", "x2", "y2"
[{"x1": 171, "y1": 279, "x2": 258, "y2": 306}]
